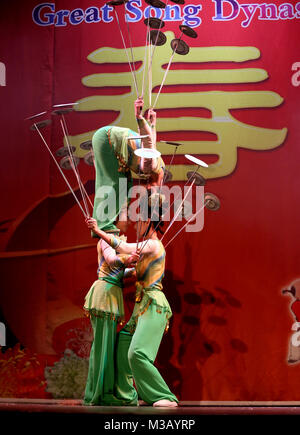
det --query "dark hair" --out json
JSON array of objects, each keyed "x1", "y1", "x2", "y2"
[{"x1": 144, "y1": 189, "x2": 165, "y2": 237}]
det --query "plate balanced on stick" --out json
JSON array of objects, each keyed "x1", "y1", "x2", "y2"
[
  {"x1": 137, "y1": 153, "x2": 221, "y2": 255},
  {"x1": 26, "y1": 110, "x2": 90, "y2": 218},
  {"x1": 163, "y1": 155, "x2": 220, "y2": 249},
  {"x1": 52, "y1": 103, "x2": 93, "y2": 217}
]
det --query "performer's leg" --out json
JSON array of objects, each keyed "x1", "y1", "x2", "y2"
[
  {"x1": 83, "y1": 315, "x2": 123, "y2": 405},
  {"x1": 92, "y1": 127, "x2": 125, "y2": 232},
  {"x1": 128, "y1": 304, "x2": 178, "y2": 404},
  {"x1": 114, "y1": 327, "x2": 139, "y2": 405}
]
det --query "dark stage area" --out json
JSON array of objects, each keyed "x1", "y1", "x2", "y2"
[{"x1": 1, "y1": 399, "x2": 300, "y2": 415}]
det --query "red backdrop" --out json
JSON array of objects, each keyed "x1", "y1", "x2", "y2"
[{"x1": 0, "y1": 0, "x2": 300, "y2": 400}]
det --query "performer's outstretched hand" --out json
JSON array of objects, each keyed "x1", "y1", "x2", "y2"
[
  {"x1": 125, "y1": 253, "x2": 140, "y2": 267},
  {"x1": 147, "y1": 108, "x2": 156, "y2": 127},
  {"x1": 86, "y1": 217, "x2": 98, "y2": 233},
  {"x1": 135, "y1": 97, "x2": 144, "y2": 119}
]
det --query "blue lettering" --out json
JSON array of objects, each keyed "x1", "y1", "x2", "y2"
[
  {"x1": 32, "y1": 3, "x2": 55, "y2": 26},
  {"x1": 183, "y1": 5, "x2": 202, "y2": 27},
  {"x1": 126, "y1": 0, "x2": 143, "y2": 22},
  {"x1": 101, "y1": 4, "x2": 114, "y2": 23},
  {"x1": 164, "y1": 4, "x2": 182, "y2": 21},
  {"x1": 296, "y1": 2, "x2": 300, "y2": 18},
  {"x1": 144, "y1": 6, "x2": 163, "y2": 19},
  {"x1": 212, "y1": 0, "x2": 240, "y2": 21},
  {"x1": 70, "y1": 8, "x2": 84, "y2": 25},
  {"x1": 85, "y1": 7, "x2": 101, "y2": 23},
  {"x1": 55, "y1": 10, "x2": 70, "y2": 26}
]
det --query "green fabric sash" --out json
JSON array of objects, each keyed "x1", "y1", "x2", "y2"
[{"x1": 98, "y1": 276, "x2": 123, "y2": 288}]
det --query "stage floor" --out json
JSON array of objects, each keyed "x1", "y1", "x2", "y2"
[{"x1": 1, "y1": 398, "x2": 300, "y2": 415}]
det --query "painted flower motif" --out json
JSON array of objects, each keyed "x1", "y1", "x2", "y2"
[{"x1": 44, "y1": 349, "x2": 89, "y2": 399}]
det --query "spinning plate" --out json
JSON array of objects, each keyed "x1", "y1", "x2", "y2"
[
  {"x1": 171, "y1": 38, "x2": 190, "y2": 55},
  {"x1": 204, "y1": 193, "x2": 220, "y2": 211},
  {"x1": 145, "y1": 0, "x2": 166, "y2": 8},
  {"x1": 186, "y1": 171, "x2": 206, "y2": 186},
  {"x1": 59, "y1": 155, "x2": 80, "y2": 170},
  {"x1": 80, "y1": 140, "x2": 93, "y2": 150},
  {"x1": 185, "y1": 154, "x2": 208, "y2": 168},
  {"x1": 56, "y1": 146, "x2": 76, "y2": 157},
  {"x1": 53, "y1": 103, "x2": 78, "y2": 107},
  {"x1": 149, "y1": 30, "x2": 167, "y2": 46},
  {"x1": 134, "y1": 148, "x2": 161, "y2": 159},
  {"x1": 159, "y1": 140, "x2": 182, "y2": 146},
  {"x1": 25, "y1": 111, "x2": 47, "y2": 120},
  {"x1": 30, "y1": 119, "x2": 51, "y2": 131},
  {"x1": 179, "y1": 24, "x2": 198, "y2": 38},
  {"x1": 163, "y1": 169, "x2": 173, "y2": 183},
  {"x1": 128, "y1": 135, "x2": 149, "y2": 140},
  {"x1": 144, "y1": 17, "x2": 165, "y2": 29},
  {"x1": 84, "y1": 151, "x2": 95, "y2": 166},
  {"x1": 106, "y1": 0, "x2": 129, "y2": 6},
  {"x1": 52, "y1": 108, "x2": 73, "y2": 115}
]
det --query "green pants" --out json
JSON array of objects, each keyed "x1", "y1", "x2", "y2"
[
  {"x1": 114, "y1": 303, "x2": 178, "y2": 405},
  {"x1": 92, "y1": 126, "x2": 133, "y2": 232},
  {"x1": 84, "y1": 315, "x2": 129, "y2": 406}
]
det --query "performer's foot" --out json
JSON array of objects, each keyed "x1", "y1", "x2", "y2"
[
  {"x1": 153, "y1": 400, "x2": 178, "y2": 407},
  {"x1": 139, "y1": 400, "x2": 150, "y2": 406}
]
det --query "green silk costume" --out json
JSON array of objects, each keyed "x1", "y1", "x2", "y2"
[
  {"x1": 83, "y1": 240, "x2": 136, "y2": 406},
  {"x1": 114, "y1": 240, "x2": 178, "y2": 405},
  {"x1": 92, "y1": 122, "x2": 164, "y2": 232}
]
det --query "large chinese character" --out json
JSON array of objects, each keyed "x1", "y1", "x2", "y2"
[{"x1": 66, "y1": 31, "x2": 287, "y2": 180}]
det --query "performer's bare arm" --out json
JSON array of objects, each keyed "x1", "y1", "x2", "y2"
[
  {"x1": 99, "y1": 239, "x2": 130, "y2": 268},
  {"x1": 87, "y1": 218, "x2": 157, "y2": 256},
  {"x1": 135, "y1": 98, "x2": 157, "y2": 173},
  {"x1": 147, "y1": 108, "x2": 157, "y2": 145}
]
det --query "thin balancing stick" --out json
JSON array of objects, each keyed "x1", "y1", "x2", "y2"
[
  {"x1": 152, "y1": 31, "x2": 183, "y2": 109},
  {"x1": 139, "y1": 175, "x2": 164, "y2": 250},
  {"x1": 113, "y1": 7, "x2": 139, "y2": 97},
  {"x1": 152, "y1": 50, "x2": 176, "y2": 109},
  {"x1": 60, "y1": 115, "x2": 93, "y2": 211},
  {"x1": 138, "y1": 166, "x2": 200, "y2": 255},
  {"x1": 164, "y1": 200, "x2": 209, "y2": 249},
  {"x1": 124, "y1": 4, "x2": 138, "y2": 92},
  {"x1": 141, "y1": 22, "x2": 150, "y2": 99},
  {"x1": 60, "y1": 120, "x2": 91, "y2": 217},
  {"x1": 136, "y1": 185, "x2": 149, "y2": 253},
  {"x1": 60, "y1": 116, "x2": 91, "y2": 213},
  {"x1": 163, "y1": 145, "x2": 178, "y2": 183},
  {"x1": 139, "y1": 145, "x2": 180, "y2": 247},
  {"x1": 161, "y1": 178, "x2": 196, "y2": 241},
  {"x1": 140, "y1": 144, "x2": 181, "y2": 245},
  {"x1": 149, "y1": 0, "x2": 170, "y2": 70},
  {"x1": 138, "y1": 173, "x2": 169, "y2": 254},
  {"x1": 135, "y1": 168, "x2": 143, "y2": 246},
  {"x1": 34, "y1": 124, "x2": 87, "y2": 218},
  {"x1": 148, "y1": 36, "x2": 153, "y2": 108},
  {"x1": 157, "y1": 164, "x2": 201, "y2": 234}
]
